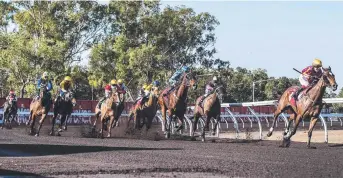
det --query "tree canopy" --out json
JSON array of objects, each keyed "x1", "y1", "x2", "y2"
[{"x1": 0, "y1": 0, "x2": 335, "y2": 104}]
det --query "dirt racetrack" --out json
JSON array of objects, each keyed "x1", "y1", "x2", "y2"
[{"x1": 1, "y1": 124, "x2": 343, "y2": 178}]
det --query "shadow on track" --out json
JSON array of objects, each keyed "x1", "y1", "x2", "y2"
[
  {"x1": 0, "y1": 169, "x2": 43, "y2": 177},
  {"x1": 0, "y1": 144, "x2": 182, "y2": 157}
]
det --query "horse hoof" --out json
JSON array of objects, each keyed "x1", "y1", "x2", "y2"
[
  {"x1": 201, "y1": 138, "x2": 205, "y2": 142},
  {"x1": 307, "y1": 146, "x2": 316, "y2": 149},
  {"x1": 57, "y1": 133, "x2": 61, "y2": 136},
  {"x1": 49, "y1": 132, "x2": 54, "y2": 136},
  {"x1": 63, "y1": 126, "x2": 67, "y2": 131},
  {"x1": 191, "y1": 137, "x2": 196, "y2": 141},
  {"x1": 266, "y1": 132, "x2": 272, "y2": 137},
  {"x1": 35, "y1": 134, "x2": 39, "y2": 137},
  {"x1": 58, "y1": 129, "x2": 63, "y2": 133}
]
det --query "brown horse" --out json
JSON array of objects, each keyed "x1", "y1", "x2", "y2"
[
  {"x1": 50, "y1": 91, "x2": 76, "y2": 136},
  {"x1": 128, "y1": 87, "x2": 160, "y2": 131},
  {"x1": 267, "y1": 67, "x2": 337, "y2": 148},
  {"x1": 27, "y1": 85, "x2": 52, "y2": 136},
  {"x1": 192, "y1": 85, "x2": 225, "y2": 142},
  {"x1": 92, "y1": 89, "x2": 118, "y2": 139},
  {"x1": 158, "y1": 72, "x2": 197, "y2": 138}
]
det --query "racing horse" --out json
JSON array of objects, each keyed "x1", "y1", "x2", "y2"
[
  {"x1": 111, "y1": 89, "x2": 125, "y2": 128},
  {"x1": 267, "y1": 67, "x2": 337, "y2": 148},
  {"x1": 192, "y1": 85, "x2": 225, "y2": 142},
  {"x1": 27, "y1": 84, "x2": 52, "y2": 136},
  {"x1": 1, "y1": 97, "x2": 18, "y2": 129},
  {"x1": 158, "y1": 72, "x2": 197, "y2": 138},
  {"x1": 92, "y1": 88, "x2": 118, "y2": 139},
  {"x1": 49, "y1": 91, "x2": 76, "y2": 136},
  {"x1": 128, "y1": 87, "x2": 160, "y2": 132}
]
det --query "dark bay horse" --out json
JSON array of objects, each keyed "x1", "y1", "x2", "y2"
[
  {"x1": 50, "y1": 91, "x2": 76, "y2": 136},
  {"x1": 158, "y1": 72, "x2": 197, "y2": 138},
  {"x1": 27, "y1": 84, "x2": 52, "y2": 136},
  {"x1": 267, "y1": 67, "x2": 337, "y2": 148},
  {"x1": 128, "y1": 87, "x2": 160, "y2": 132},
  {"x1": 192, "y1": 85, "x2": 225, "y2": 142},
  {"x1": 92, "y1": 89, "x2": 118, "y2": 139},
  {"x1": 111, "y1": 91, "x2": 125, "y2": 128},
  {"x1": 1, "y1": 98, "x2": 18, "y2": 129}
]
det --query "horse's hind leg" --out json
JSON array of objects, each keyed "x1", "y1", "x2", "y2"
[{"x1": 307, "y1": 117, "x2": 318, "y2": 149}]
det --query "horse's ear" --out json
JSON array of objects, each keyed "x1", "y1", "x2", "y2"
[{"x1": 328, "y1": 66, "x2": 331, "y2": 71}]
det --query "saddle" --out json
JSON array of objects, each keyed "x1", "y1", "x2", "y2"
[{"x1": 289, "y1": 86, "x2": 313, "y2": 106}]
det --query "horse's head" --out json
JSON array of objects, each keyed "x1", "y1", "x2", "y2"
[
  {"x1": 185, "y1": 71, "x2": 197, "y2": 90},
  {"x1": 322, "y1": 66, "x2": 338, "y2": 91},
  {"x1": 214, "y1": 85, "x2": 226, "y2": 104}
]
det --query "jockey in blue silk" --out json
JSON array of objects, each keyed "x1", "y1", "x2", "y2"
[
  {"x1": 35, "y1": 71, "x2": 53, "y2": 101},
  {"x1": 164, "y1": 66, "x2": 190, "y2": 96}
]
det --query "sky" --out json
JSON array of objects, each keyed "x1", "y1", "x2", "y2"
[{"x1": 157, "y1": 1, "x2": 343, "y2": 92}]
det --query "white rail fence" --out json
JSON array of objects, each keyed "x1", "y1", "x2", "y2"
[{"x1": 1, "y1": 98, "x2": 343, "y2": 143}]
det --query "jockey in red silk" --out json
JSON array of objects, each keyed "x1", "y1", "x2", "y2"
[
  {"x1": 293, "y1": 58, "x2": 323, "y2": 100},
  {"x1": 6, "y1": 90, "x2": 17, "y2": 102},
  {"x1": 199, "y1": 76, "x2": 218, "y2": 106},
  {"x1": 96, "y1": 80, "x2": 116, "y2": 110}
]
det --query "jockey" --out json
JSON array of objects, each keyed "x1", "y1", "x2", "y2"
[
  {"x1": 35, "y1": 71, "x2": 53, "y2": 100},
  {"x1": 164, "y1": 66, "x2": 190, "y2": 95},
  {"x1": 96, "y1": 80, "x2": 116, "y2": 110},
  {"x1": 133, "y1": 84, "x2": 148, "y2": 105},
  {"x1": 56, "y1": 76, "x2": 73, "y2": 101},
  {"x1": 199, "y1": 76, "x2": 218, "y2": 106},
  {"x1": 151, "y1": 80, "x2": 160, "y2": 91},
  {"x1": 116, "y1": 79, "x2": 127, "y2": 95},
  {"x1": 6, "y1": 90, "x2": 17, "y2": 103},
  {"x1": 293, "y1": 58, "x2": 323, "y2": 99}
]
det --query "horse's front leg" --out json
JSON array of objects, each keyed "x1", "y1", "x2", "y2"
[
  {"x1": 107, "y1": 115, "x2": 115, "y2": 138},
  {"x1": 62, "y1": 114, "x2": 69, "y2": 131},
  {"x1": 50, "y1": 112, "x2": 58, "y2": 136},
  {"x1": 281, "y1": 115, "x2": 302, "y2": 148},
  {"x1": 307, "y1": 117, "x2": 319, "y2": 149},
  {"x1": 36, "y1": 113, "x2": 47, "y2": 137}
]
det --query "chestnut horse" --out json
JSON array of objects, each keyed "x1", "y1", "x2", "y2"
[
  {"x1": 267, "y1": 67, "x2": 337, "y2": 148},
  {"x1": 128, "y1": 87, "x2": 160, "y2": 131},
  {"x1": 50, "y1": 91, "x2": 76, "y2": 136},
  {"x1": 27, "y1": 84, "x2": 52, "y2": 136},
  {"x1": 92, "y1": 89, "x2": 118, "y2": 139},
  {"x1": 192, "y1": 85, "x2": 225, "y2": 142},
  {"x1": 158, "y1": 72, "x2": 197, "y2": 138}
]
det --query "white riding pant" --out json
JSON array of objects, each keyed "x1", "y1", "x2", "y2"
[{"x1": 299, "y1": 74, "x2": 309, "y2": 87}]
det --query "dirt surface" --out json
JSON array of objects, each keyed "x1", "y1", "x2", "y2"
[{"x1": 1, "y1": 125, "x2": 343, "y2": 178}]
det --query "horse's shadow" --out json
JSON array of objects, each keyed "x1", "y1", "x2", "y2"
[
  {"x1": 0, "y1": 169, "x2": 42, "y2": 177},
  {"x1": 0, "y1": 144, "x2": 182, "y2": 157}
]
